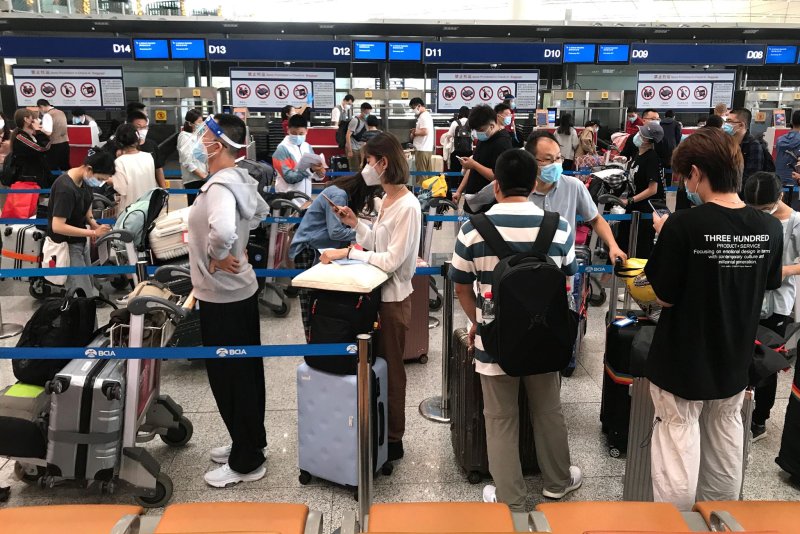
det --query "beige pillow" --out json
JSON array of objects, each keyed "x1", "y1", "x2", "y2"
[{"x1": 292, "y1": 261, "x2": 388, "y2": 293}]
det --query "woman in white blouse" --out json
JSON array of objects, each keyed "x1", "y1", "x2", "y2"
[
  {"x1": 177, "y1": 109, "x2": 207, "y2": 205},
  {"x1": 321, "y1": 132, "x2": 422, "y2": 462},
  {"x1": 107, "y1": 123, "x2": 157, "y2": 213}
]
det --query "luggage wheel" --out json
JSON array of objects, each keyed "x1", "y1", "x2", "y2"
[
  {"x1": 380, "y1": 462, "x2": 394, "y2": 476},
  {"x1": 298, "y1": 470, "x2": 312, "y2": 485},
  {"x1": 467, "y1": 471, "x2": 482, "y2": 484},
  {"x1": 134, "y1": 472, "x2": 173, "y2": 508},
  {"x1": 609, "y1": 446, "x2": 622, "y2": 458},
  {"x1": 418, "y1": 354, "x2": 429, "y2": 364},
  {"x1": 13, "y1": 462, "x2": 45, "y2": 484},
  {"x1": 159, "y1": 416, "x2": 193, "y2": 448}
]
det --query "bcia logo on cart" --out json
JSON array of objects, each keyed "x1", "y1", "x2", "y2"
[
  {"x1": 85, "y1": 348, "x2": 116, "y2": 358},
  {"x1": 216, "y1": 347, "x2": 248, "y2": 358}
]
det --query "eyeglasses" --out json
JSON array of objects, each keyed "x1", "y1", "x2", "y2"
[{"x1": 727, "y1": 120, "x2": 744, "y2": 126}]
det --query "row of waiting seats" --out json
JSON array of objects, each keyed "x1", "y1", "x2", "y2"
[{"x1": 0, "y1": 500, "x2": 797, "y2": 534}]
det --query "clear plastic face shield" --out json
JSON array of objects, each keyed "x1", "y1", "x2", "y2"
[{"x1": 191, "y1": 115, "x2": 250, "y2": 162}]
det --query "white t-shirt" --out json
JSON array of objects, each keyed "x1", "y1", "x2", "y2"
[
  {"x1": 413, "y1": 110, "x2": 434, "y2": 152},
  {"x1": 41, "y1": 113, "x2": 53, "y2": 136},
  {"x1": 112, "y1": 151, "x2": 157, "y2": 213},
  {"x1": 331, "y1": 104, "x2": 352, "y2": 125}
]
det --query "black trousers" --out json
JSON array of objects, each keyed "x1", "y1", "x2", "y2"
[
  {"x1": 753, "y1": 313, "x2": 789, "y2": 425},
  {"x1": 184, "y1": 179, "x2": 204, "y2": 207},
  {"x1": 199, "y1": 291, "x2": 267, "y2": 473},
  {"x1": 47, "y1": 142, "x2": 70, "y2": 171}
]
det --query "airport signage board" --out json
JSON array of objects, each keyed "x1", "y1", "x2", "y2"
[
  {"x1": 630, "y1": 44, "x2": 766, "y2": 65},
  {"x1": 563, "y1": 44, "x2": 596, "y2": 63},
  {"x1": 229, "y1": 68, "x2": 336, "y2": 111},
  {"x1": 12, "y1": 66, "x2": 125, "y2": 109},
  {"x1": 436, "y1": 70, "x2": 539, "y2": 112},
  {"x1": 424, "y1": 43, "x2": 562, "y2": 64},
  {"x1": 635, "y1": 71, "x2": 736, "y2": 111},
  {"x1": 208, "y1": 40, "x2": 351, "y2": 61},
  {"x1": 597, "y1": 44, "x2": 630, "y2": 63},
  {"x1": 0, "y1": 36, "x2": 133, "y2": 59}
]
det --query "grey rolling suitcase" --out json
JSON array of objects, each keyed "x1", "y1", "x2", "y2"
[
  {"x1": 1, "y1": 223, "x2": 44, "y2": 273},
  {"x1": 46, "y1": 358, "x2": 125, "y2": 482},
  {"x1": 296, "y1": 357, "x2": 390, "y2": 489}
]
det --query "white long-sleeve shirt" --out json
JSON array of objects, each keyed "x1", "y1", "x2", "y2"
[{"x1": 349, "y1": 191, "x2": 422, "y2": 302}]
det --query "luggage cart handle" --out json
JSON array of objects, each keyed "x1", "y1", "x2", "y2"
[
  {"x1": 428, "y1": 198, "x2": 458, "y2": 211},
  {"x1": 96, "y1": 229, "x2": 135, "y2": 247},
  {"x1": 269, "y1": 198, "x2": 303, "y2": 213},
  {"x1": 127, "y1": 295, "x2": 188, "y2": 319},
  {"x1": 282, "y1": 190, "x2": 312, "y2": 202},
  {"x1": 598, "y1": 194, "x2": 626, "y2": 209},
  {"x1": 153, "y1": 265, "x2": 191, "y2": 283}
]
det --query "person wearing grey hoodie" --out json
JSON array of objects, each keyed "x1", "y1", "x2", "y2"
[{"x1": 187, "y1": 114, "x2": 270, "y2": 488}]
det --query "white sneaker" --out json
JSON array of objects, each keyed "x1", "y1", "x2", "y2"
[
  {"x1": 203, "y1": 463, "x2": 266, "y2": 488},
  {"x1": 543, "y1": 466, "x2": 583, "y2": 499},
  {"x1": 210, "y1": 444, "x2": 232, "y2": 464},
  {"x1": 482, "y1": 484, "x2": 498, "y2": 503}
]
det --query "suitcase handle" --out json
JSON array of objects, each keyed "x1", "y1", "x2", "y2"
[
  {"x1": 377, "y1": 401, "x2": 385, "y2": 446},
  {"x1": 96, "y1": 229, "x2": 135, "y2": 247},
  {"x1": 127, "y1": 295, "x2": 188, "y2": 319}
]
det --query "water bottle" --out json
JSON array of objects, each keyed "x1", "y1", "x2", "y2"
[
  {"x1": 566, "y1": 283, "x2": 577, "y2": 312},
  {"x1": 481, "y1": 291, "x2": 495, "y2": 325}
]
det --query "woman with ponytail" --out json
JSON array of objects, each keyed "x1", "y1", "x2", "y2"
[{"x1": 177, "y1": 108, "x2": 207, "y2": 205}]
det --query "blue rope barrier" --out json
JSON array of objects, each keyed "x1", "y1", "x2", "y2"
[
  {"x1": 0, "y1": 189, "x2": 50, "y2": 194},
  {"x1": 264, "y1": 216, "x2": 303, "y2": 224},
  {"x1": 427, "y1": 213, "x2": 653, "y2": 223},
  {"x1": 0, "y1": 343, "x2": 355, "y2": 360}
]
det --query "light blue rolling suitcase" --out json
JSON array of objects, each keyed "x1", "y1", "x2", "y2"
[{"x1": 296, "y1": 357, "x2": 390, "y2": 489}]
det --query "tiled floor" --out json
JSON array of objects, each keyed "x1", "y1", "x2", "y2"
[{"x1": 0, "y1": 232, "x2": 797, "y2": 529}]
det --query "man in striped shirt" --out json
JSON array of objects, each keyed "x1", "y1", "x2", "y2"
[{"x1": 449, "y1": 148, "x2": 583, "y2": 511}]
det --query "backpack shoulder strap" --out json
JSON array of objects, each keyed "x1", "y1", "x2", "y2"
[
  {"x1": 533, "y1": 211, "x2": 560, "y2": 256},
  {"x1": 470, "y1": 213, "x2": 514, "y2": 259}
]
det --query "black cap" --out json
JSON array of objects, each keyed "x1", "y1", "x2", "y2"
[{"x1": 84, "y1": 146, "x2": 116, "y2": 175}]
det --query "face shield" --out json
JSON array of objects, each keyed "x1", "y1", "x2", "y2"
[{"x1": 190, "y1": 115, "x2": 250, "y2": 162}]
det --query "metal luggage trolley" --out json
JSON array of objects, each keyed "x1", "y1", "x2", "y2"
[{"x1": 107, "y1": 268, "x2": 195, "y2": 507}]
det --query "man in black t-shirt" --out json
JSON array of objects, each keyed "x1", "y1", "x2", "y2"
[
  {"x1": 644, "y1": 128, "x2": 783, "y2": 510},
  {"x1": 452, "y1": 105, "x2": 513, "y2": 210},
  {"x1": 47, "y1": 148, "x2": 115, "y2": 297}
]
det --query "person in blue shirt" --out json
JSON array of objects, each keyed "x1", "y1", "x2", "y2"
[
  {"x1": 775, "y1": 110, "x2": 800, "y2": 188},
  {"x1": 289, "y1": 173, "x2": 382, "y2": 340}
]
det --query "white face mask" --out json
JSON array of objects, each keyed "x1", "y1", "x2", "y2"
[
  {"x1": 137, "y1": 128, "x2": 149, "y2": 144},
  {"x1": 0, "y1": 119, "x2": 4, "y2": 131},
  {"x1": 343, "y1": 104, "x2": 352, "y2": 110},
  {"x1": 362, "y1": 163, "x2": 384, "y2": 186}
]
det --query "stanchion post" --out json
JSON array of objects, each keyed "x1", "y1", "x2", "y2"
[
  {"x1": 135, "y1": 260, "x2": 148, "y2": 286},
  {"x1": 623, "y1": 211, "x2": 640, "y2": 311},
  {"x1": 356, "y1": 333, "x2": 373, "y2": 532},
  {"x1": 419, "y1": 262, "x2": 453, "y2": 423}
]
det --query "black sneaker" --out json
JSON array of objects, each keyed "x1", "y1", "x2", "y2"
[
  {"x1": 751, "y1": 423, "x2": 767, "y2": 443},
  {"x1": 388, "y1": 440, "x2": 404, "y2": 461}
]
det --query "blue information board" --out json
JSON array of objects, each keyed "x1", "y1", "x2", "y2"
[
  {"x1": 423, "y1": 42, "x2": 563, "y2": 64},
  {"x1": 389, "y1": 42, "x2": 422, "y2": 61},
  {"x1": 630, "y1": 44, "x2": 766, "y2": 65},
  {"x1": 598, "y1": 44, "x2": 630, "y2": 63},
  {"x1": 766, "y1": 45, "x2": 798, "y2": 64},
  {"x1": 133, "y1": 39, "x2": 169, "y2": 60},
  {"x1": 0, "y1": 36, "x2": 133, "y2": 59},
  {"x1": 563, "y1": 44, "x2": 596, "y2": 63},
  {"x1": 170, "y1": 39, "x2": 206, "y2": 60},
  {"x1": 354, "y1": 41, "x2": 387, "y2": 60},
  {"x1": 206, "y1": 39, "x2": 351, "y2": 61}
]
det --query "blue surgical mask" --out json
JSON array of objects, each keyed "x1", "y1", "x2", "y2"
[
  {"x1": 686, "y1": 179, "x2": 703, "y2": 206},
  {"x1": 475, "y1": 130, "x2": 490, "y2": 142},
  {"x1": 503, "y1": 115, "x2": 512, "y2": 126},
  {"x1": 289, "y1": 134, "x2": 306, "y2": 146},
  {"x1": 510, "y1": 102, "x2": 516, "y2": 109},
  {"x1": 84, "y1": 176, "x2": 103, "y2": 188},
  {"x1": 633, "y1": 133, "x2": 644, "y2": 148},
  {"x1": 722, "y1": 123, "x2": 736, "y2": 136},
  {"x1": 192, "y1": 141, "x2": 209, "y2": 164},
  {"x1": 72, "y1": 117, "x2": 83, "y2": 125},
  {"x1": 628, "y1": 116, "x2": 637, "y2": 123},
  {"x1": 540, "y1": 162, "x2": 563, "y2": 184}
]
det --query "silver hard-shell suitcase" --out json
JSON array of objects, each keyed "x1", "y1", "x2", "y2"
[
  {"x1": 296, "y1": 357, "x2": 389, "y2": 488},
  {"x1": 46, "y1": 358, "x2": 125, "y2": 481},
  {"x1": 1, "y1": 223, "x2": 44, "y2": 273}
]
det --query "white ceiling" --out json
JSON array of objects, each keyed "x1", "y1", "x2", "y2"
[{"x1": 177, "y1": 0, "x2": 800, "y2": 25}]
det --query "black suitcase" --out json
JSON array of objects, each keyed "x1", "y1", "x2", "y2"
[
  {"x1": 777, "y1": 364, "x2": 800, "y2": 479},
  {"x1": 600, "y1": 312, "x2": 656, "y2": 457},
  {"x1": 306, "y1": 288, "x2": 381, "y2": 375},
  {"x1": 247, "y1": 241, "x2": 269, "y2": 294},
  {"x1": 449, "y1": 328, "x2": 538, "y2": 484},
  {"x1": 330, "y1": 155, "x2": 349, "y2": 173}
]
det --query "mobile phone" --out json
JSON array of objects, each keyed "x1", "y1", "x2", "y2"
[
  {"x1": 320, "y1": 192, "x2": 342, "y2": 214},
  {"x1": 648, "y1": 200, "x2": 670, "y2": 217}
]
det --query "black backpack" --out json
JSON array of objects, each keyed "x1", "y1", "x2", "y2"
[
  {"x1": 13, "y1": 289, "x2": 111, "y2": 386},
  {"x1": 336, "y1": 117, "x2": 367, "y2": 148},
  {"x1": 236, "y1": 158, "x2": 276, "y2": 200},
  {"x1": 471, "y1": 211, "x2": 578, "y2": 376},
  {"x1": 453, "y1": 120, "x2": 473, "y2": 155}
]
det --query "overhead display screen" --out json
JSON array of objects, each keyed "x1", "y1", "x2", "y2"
[
  {"x1": 354, "y1": 41, "x2": 387, "y2": 60},
  {"x1": 598, "y1": 44, "x2": 630, "y2": 63},
  {"x1": 766, "y1": 45, "x2": 798, "y2": 64},
  {"x1": 563, "y1": 44, "x2": 596, "y2": 63},
  {"x1": 389, "y1": 42, "x2": 422, "y2": 61},
  {"x1": 133, "y1": 39, "x2": 169, "y2": 60},
  {"x1": 170, "y1": 39, "x2": 206, "y2": 59}
]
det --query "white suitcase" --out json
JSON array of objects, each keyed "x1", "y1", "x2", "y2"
[
  {"x1": 149, "y1": 208, "x2": 190, "y2": 260},
  {"x1": 1, "y1": 223, "x2": 45, "y2": 275},
  {"x1": 431, "y1": 154, "x2": 444, "y2": 173}
]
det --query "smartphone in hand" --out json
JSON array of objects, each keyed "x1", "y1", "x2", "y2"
[
  {"x1": 648, "y1": 200, "x2": 671, "y2": 218},
  {"x1": 320, "y1": 192, "x2": 342, "y2": 214}
]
